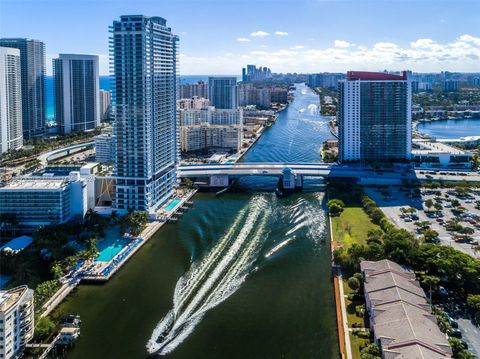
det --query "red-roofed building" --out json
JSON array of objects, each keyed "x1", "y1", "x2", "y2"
[
  {"x1": 338, "y1": 71, "x2": 412, "y2": 163},
  {"x1": 346, "y1": 71, "x2": 408, "y2": 81}
]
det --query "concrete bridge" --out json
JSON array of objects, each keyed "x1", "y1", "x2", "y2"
[
  {"x1": 38, "y1": 141, "x2": 95, "y2": 165},
  {"x1": 177, "y1": 163, "x2": 333, "y2": 189},
  {"x1": 177, "y1": 162, "x2": 480, "y2": 188}
]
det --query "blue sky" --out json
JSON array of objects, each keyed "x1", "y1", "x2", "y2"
[{"x1": 1, "y1": 0, "x2": 479, "y2": 75}]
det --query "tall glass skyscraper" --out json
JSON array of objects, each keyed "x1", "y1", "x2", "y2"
[
  {"x1": 0, "y1": 38, "x2": 46, "y2": 139},
  {"x1": 208, "y1": 77, "x2": 238, "y2": 109},
  {"x1": 0, "y1": 47, "x2": 23, "y2": 154},
  {"x1": 53, "y1": 54, "x2": 100, "y2": 134},
  {"x1": 111, "y1": 15, "x2": 178, "y2": 213},
  {"x1": 338, "y1": 71, "x2": 412, "y2": 163}
]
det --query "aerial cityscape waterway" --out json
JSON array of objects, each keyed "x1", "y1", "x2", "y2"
[
  {"x1": 52, "y1": 83, "x2": 339, "y2": 359},
  {"x1": 416, "y1": 118, "x2": 480, "y2": 139}
]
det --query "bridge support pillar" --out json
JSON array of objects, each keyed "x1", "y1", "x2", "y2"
[
  {"x1": 209, "y1": 175, "x2": 229, "y2": 187},
  {"x1": 294, "y1": 174, "x2": 303, "y2": 188}
]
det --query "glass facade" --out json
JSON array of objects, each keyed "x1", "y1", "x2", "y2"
[
  {"x1": 208, "y1": 77, "x2": 238, "y2": 109},
  {"x1": 112, "y1": 15, "x2": 178, "y2": 212},
  {"x1": 360, "y1": 82, "x2": 409, "y2": 161},
  {"x1": 53, "y1": 55, "x2": 99, "y2": 134},
  {"x1": 338, "y1": 73, "x2": 411, "y2": 163},
  {"x1": 0, "y1": 38, "x2": 46, "y2": 139},
  {"x1": 0, "y1": 186, "x2": 71, "y2": 225}
]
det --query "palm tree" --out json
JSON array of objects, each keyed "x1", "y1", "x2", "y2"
[
  {"x1": 422, "y1": 275, "x2": 440, "y2": 303},
  {"x1": 110, "y1": 210, "x2": 119, "y2": 224}
]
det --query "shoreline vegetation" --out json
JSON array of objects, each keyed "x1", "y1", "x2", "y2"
[{"x1": 327, "y1": 179, "x2": 480, "y2": 359}]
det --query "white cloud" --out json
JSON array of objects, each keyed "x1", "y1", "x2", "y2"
[
  {"x1": 334, "y1": 40, "x2": 351, "y2": 48},
  {"x1": 179, "y1": 34, "x2": 480, "y2": 75},
  {"x1": 237, "y1": 38, "x2": 251, "y2": 42},
  {"x1": 250, "y1": 30, "x2": 270, "y2": 37},
  {"x1": 410, "y1": 38, "x2": 438, "y2": 49},
  {"x1": 274, "y1": 31, "x2": 288, "y2": 36},
  {"x1": 458, "y1": 34, "x2": 480, "y2": 46},
  {"x1": 291, "y1": 45, "x2": 305, "y2": 50}
]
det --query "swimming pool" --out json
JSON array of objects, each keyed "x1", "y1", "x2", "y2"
[
  {"x1": 164, "y1": 198, "x2": 181, "y2": 211},
  {"x1": 96, "y1": 237, "x2": 130, "y2": 262}
]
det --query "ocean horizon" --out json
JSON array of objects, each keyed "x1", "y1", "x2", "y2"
[{"x1": 46, "y1": 74, "x2": 240, "y2": 120}]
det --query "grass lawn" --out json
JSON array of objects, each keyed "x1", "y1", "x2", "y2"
[
  {"x1": 350, "y1": 332, "x2": 371, "y2": 359},
  {"x1": 343, "y1": 281, "x2": 368, "y2": 328},
  {"x1": 331, "y1": 206, "x2": 380, "y2": 248}
]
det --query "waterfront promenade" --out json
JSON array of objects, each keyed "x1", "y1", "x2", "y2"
[{"x1": 40, "y1": 189, "x2": 197, "y2": 317}]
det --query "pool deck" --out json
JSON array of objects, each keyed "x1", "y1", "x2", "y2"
[
  {"x1": 40, "y1": 189, "x2": 198, "y2": 317},
  {"x1": 83, "y1": 188, "x2": 197, "y2": 282}
]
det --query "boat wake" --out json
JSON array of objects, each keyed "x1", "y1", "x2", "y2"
[{"x1": 146, "y1": 196, "x2": 270, "y2": 356}]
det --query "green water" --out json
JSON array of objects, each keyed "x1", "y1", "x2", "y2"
[{"x1": 51, "y1": 83, "x2": 339, "y2": 358}]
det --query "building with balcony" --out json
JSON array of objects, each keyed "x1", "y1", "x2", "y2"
[
  {"x1": 338, "y1": 71, "x2": 412, "y2": 163},
  {"x1": 0, "y1": 47, "x2": 23, "y2": 154},
  {"x1": 177, "y1": 81, "x2": 208, "y2": 99},
  {"x1": 99, "y1": 89, "x2": 112, "y2": 121},
  {"x1": 0, "y1": 286, "x2": 34, "y2": 359},
  {"x1": 95, "y1": 126, "x2": 114, "y2": 163},
  {"x1": 112, "y1": 15, "x2": 178, "y2": 213},
  {"x1": 179, "y1": 107, "x2": 243, "y2": 153},
  {"x1": 0, "y1": 172, "x2": 90, "y2": 226},
  {"x1": 177, "y1": 96, "x2": 209, "y2": 110},
  {"x1": 0, "y1": 38, "x2": 46, "y2": 139}
]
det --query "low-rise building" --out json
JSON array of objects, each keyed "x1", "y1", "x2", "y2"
[
  {"x1": 177, "y1": 81, "x2": 208, "y2": 100},
  {"x1": 238, "y1": 84, "x2": 288, "y2": 109},
  {"x1": 0, "y1": 286, "x2": 34, "y2": 359},
  {"x1": 412, "y1": 140, "x2": 472, "y2": 168},
  {"x1": 0, "y1": 172, "x2": 91, "y2": 226},
  {"x1": 360, "y1": 259, "x2": 452, "y2": 358},
  {"x1": 180, "y1": 125, "x2": 242, "y2": 153},
  {"x1": 177, "y1": 96, "x2": 209, "y2": 110},
  {"x1": 179, "y1": 107, "x2": 243, "y2": 153}
]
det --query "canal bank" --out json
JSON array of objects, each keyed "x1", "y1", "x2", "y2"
[
  {"x1": 415, "y1": 117, "x2": 480, "y2": 139},
  {"x1": 50, "y1": 83, "x2": 339, "y2": 359}
]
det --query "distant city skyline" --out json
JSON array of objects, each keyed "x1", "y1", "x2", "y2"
[{"x1": 1, "y1": 0, "x2": 480, "y2": 75}]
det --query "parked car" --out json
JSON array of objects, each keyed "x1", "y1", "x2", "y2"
[{"x1": 448, "y1": 328, "x2": 462, "y2": 338}]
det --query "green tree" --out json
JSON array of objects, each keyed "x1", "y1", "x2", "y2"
[
  {"x1": 422, "y1": 229, "x2": 439, "y2": 243},
  {"x1": 421, "y1": 275, "x2": 440, "y2": 303},
  {"x1": 121, "y1": 211, "x2": 149, "y2": 236},
  {"x1": 347, "y1": 276, "x2": 361, "y2": 292},
  {"x1": 454, "y1": 186, "x2": 469, "y2": 196},
  {"x1": 424, "y1": 199, "x2": 434, "y2": 209},
  {"x1": 50, "y1": 262, "x2": 64, "y2": 280},
  {"x1": 367, "y1": 228, "x2": 383, "y2": 243},
  {"x1": 34, "y1": 280, "x2": 60, "y2": 307},
  {"x1": 328, "y1": 199, "x2": 345, "y2": 217},
  {"x1": 460, "y1": 227, "x2": 474, "y2": 236},
  {"x1": 369, "y1": 208, "x2": 385, "y2": 225},
  {"x1": 449, "y1": 337, "x2": 475, "y2": 359},
  {"x1": 360, "y1": 343, "x2": 381, "y2": 359},
  {"x1": 34, "y1": 317, "x2": 57, "y2": 341},
  {"x1": 110, "y1": 210, "x2": 119, "y2": 224},
  {"x1": 183, "y1": 178, "x2": 194, "y2": 189},
  {"x1": 467, "y1": 294, "x2": 480, "y2": 312}
]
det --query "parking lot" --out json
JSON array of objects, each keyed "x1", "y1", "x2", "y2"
[{"x1": 365, "y1": 186, "x2": 480, "y2": 259}]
